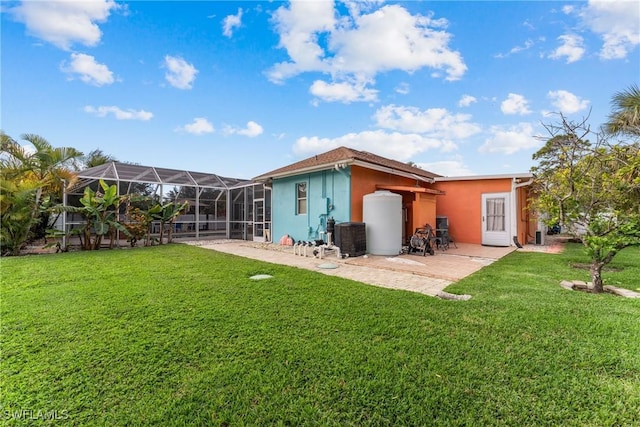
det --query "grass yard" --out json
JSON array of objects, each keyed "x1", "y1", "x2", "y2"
[{"x1": 1, "y1": 243, "x2": 639, "y2": 425}]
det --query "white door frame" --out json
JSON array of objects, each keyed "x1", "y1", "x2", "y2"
[
  {"x1": 252, "y1": 198, "x2": 265, "y2": 242},
  {"x1": 481, "y1": 192, "x2": 511, "y2": 246}
]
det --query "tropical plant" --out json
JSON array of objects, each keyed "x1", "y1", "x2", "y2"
[
  {"x1": 0, "y1": 179, "x2": 40, "y2": 255},
  {"x1": 605, "y1": 84, "x2": 640, "y2": 206},
  {"x1": 149, "y1": 201, "x2": 189, "y2": 244},
  {"x1": 606, "y1": 84, "x2": 640, "y2": 137},
  {"x1": 122, "y1": 195, "x2": 155, "y2": 247},
  {"x1": 82, "y1": 148, "x2": 117, "y2": 169},
  {"x1": 71, "y1": 180, "x2": 131, "y2": 250},
  {"x1": 0, "y1": 132, "x2": 83, "y2": 249}
]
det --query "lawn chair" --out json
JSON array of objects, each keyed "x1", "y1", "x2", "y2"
[
  {"x1": 435, "y1": 228, "x2": 457, "y2": 250},
  {"x1": 408, "y1": 224, "x2": 438, "y2": 256}
]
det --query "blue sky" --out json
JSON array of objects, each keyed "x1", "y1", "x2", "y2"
[{"x1": 2, "y1": 0, "x2": 639, "y2": 179}]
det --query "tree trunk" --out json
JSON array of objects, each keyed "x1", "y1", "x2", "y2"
[
  {"x1": 94, "y1": 235, "x2": 102, "y2": 250},
  {"x1": 145, "y1": 224, "x2": 151, "y2": 247},
  {"x1": 83, "y1": 221, "x2": 92, "y2": 251},
  {"x1": 590, "y1": 262, "x2": 605, "y2": 293},
  {"x1": 158, "y1": 221, "x2": 165, "y2": 244}
]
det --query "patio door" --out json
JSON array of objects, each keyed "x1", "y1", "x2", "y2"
[
  {"x1": 481, "y1": 193, "x2": 510, "y2": 246},
  {"x1": 253, "y1": 199, "x2": 265, "y2": 242},
  {"x1": 252, "y1": 187, "x2": 271, "y2": 242}
]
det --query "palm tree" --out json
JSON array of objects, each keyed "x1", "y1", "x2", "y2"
[
  {"x1": 0, "y1": 133, "x2": 83, "y2": 251},
  {"x1": 83, "y1": 148, "x2": 117, "y2": 168},
  {"x1": 606, "y1": 84, "x2": 640, "y2": 136},
  {"x1": 17, "y1": 134, "x2": 83, "y2": 227}
]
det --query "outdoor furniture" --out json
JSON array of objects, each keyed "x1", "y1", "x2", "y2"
[
  {"x1": 408, "y1": 225, "x2": 438, "y2": 256},
  {"x1": 436, "y1": 228, "x2": 457, "y2": 250}
]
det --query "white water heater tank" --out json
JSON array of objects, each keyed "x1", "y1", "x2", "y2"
[{"x1": 363, "y1": 190, "x2": 402, "y2": 255}]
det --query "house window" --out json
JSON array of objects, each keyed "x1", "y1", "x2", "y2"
[
  {"x1": 296, "y1": 182, "x2": 307, "y2": 215},
  {"x1": 485, "y1": 197, "x2": 505, "y2": 231}
]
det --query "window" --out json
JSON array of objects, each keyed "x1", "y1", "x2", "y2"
[
  {"x1": 296, "y1": 182, "x2": 307, "y2": 215},
  {"x1": 485, "y1": 197, "x2": 505, "y2": 231}
]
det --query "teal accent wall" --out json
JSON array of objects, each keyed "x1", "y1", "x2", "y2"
[{"x1": 272, "y1": 167, "x2": 351, "y2": 243}]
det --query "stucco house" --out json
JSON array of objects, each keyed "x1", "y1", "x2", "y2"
[
  {"x1": 253, "y1": 146, "x2": 537, "y2": 249},
  {"x1": 432, "y1": 174, "x2": 537, "y2": 247}
]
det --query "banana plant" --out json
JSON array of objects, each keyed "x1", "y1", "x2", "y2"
[
  {"x1": 149, "y1": 201, "x2": 189, "y2": 244},
  {"x1": 75, "y1": 179, "x2": 130, "y2": 250}
]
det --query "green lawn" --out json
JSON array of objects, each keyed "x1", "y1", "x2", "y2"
[{"x1": 1, "y1": 243, "x2": 639, "y2": 426}]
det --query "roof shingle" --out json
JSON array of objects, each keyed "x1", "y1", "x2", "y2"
[{"x1": 253, "y1": 146, "x2": 440, "y2": 181}]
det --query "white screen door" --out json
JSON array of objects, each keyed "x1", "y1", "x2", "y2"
[
  {"x1": 252, "y1": 199, "x2": 265, "y2": 242},
  {"x1": 481, "y1": 193, "x2": 510, "y2": 246}
]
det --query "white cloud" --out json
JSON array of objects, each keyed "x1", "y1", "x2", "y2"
[
  {"x1": 547, "y1": 90, "x2": 590, "y2": 114},
  {"x1": 10, "y1": 0, "x2": 119, "y2": 50},
  {"x1": 549, "y1": 34, "x2": 585, "y2": 63},
  {"x1": 395, "y1": 82, "x2": 410, "y2": 95},
  {"x1": 501, "y1": 93, "x2": 531, "y2": 115},
  {"x1": 223, "y1": 121, "x2": 264, "y2": 137},
  {"x1": 495, "y1": 39, "x2": 534, "y2": 58},
  {"x1": 292, "y1": 130, "x2": 443, "y2": 161},
  {"x1": 416, "y1": 159, "x2": 474, "y2": 177},
  {"x1": 84, "y1": 105, "x2": 153, "y2": 120},
  {"x1": 310, "y1": 79, "x2": 378, "y2": 103},
  {"x1": 373, "y1": 104, "x2": 481, "y2": 140},
  {"x1": 60, "y1": 53, "x2": 114, "y2": 86},
  {"x1": 579, "y1": 0, "x2": 640, "y2": 60},
  {"x1": 267, "y1": 0, "x2": 335, "y2": 82},
  {"x1": 222, "y1": 8, "x2": 243, "y2": 38},
  {"x1": 163, "y1": 55, "x2": 198, "y2": 90},
  {"x1": 458, "y1": 94, "x2": 477, "y2": 107},
  {"x1": 176, "y1": 118, "x2": 215, "y2": 135},
  {"x1": 479, "y1": 123, "x2": 540, "y2": 154},
  {"x1": 267, "y1": 3, "x2": 466, "y2": 101},
  {"x1": 327, "y1": 5, "x2": 466, "y2": 80}
]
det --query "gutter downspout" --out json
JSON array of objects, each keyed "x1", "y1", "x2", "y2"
[{"x1": 334, "y1": 162, "x2": 350, "y2": 177}]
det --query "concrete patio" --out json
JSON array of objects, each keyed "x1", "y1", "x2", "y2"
[{"x1": 185, "y1": 240, "x2": 535, "y2": 297}]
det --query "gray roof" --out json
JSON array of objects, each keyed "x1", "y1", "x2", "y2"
[{"x1": 73, "y1": 162, "x2": 253, "y2": 190}]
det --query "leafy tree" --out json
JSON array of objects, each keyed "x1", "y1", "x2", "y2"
[{"x1": 531, "y1": 114, "x2": 640, "y2": 293}]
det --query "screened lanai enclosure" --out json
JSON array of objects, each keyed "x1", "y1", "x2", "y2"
[{"x1": 62, "y1": 162, "x2": 271, "y2": 245}]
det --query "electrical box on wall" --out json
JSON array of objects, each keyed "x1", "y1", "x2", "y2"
[{"x1": 320, "y1": 197, "x2": 331, "y2": 214}]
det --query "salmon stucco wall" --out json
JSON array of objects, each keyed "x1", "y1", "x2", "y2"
[
  {"x1": 350, "y1": 166, "x2": 436, "y2": 241},
  {"x1": 411, "y1": 193, "x2": 437, "y2": 232},
  {"x1": 432, "y1": 178, "x2": 513, "y2": 245},
  {"x1": 433, "y1": 178, "x2": 535, "y2": 245}
]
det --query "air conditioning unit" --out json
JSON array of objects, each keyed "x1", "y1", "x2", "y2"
[
  {"x1": 334, "y1": 222, "x2": 366, "y2": 257},
  {"x1": 535, "y1": 222, "x2": 545, "y2": 245}
]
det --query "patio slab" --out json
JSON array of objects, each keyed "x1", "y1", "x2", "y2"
[
  {"x1": 342, "y1": 243, "x2": 515, "y2": 282},
  {"x1": 185, "y1": 240, "x2": 517, "y2": 297}
]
